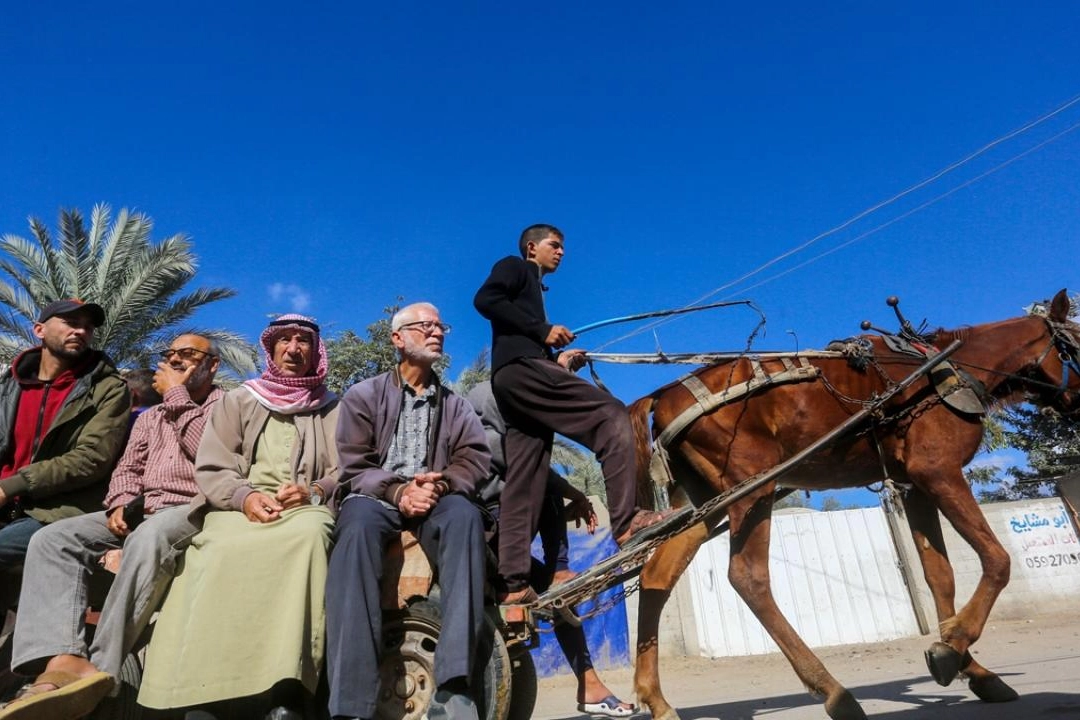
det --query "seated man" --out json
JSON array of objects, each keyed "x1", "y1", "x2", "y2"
[
  {"x1": 466, "y1": 379, "x2": 638, "y2": 718},
  {"x1": 122, "y1": 368, "x2": 163, "y2": 428},
  {"x1": 0, "y1": 299, "x2": 129, "y2": 586},
  {"x1": 137, "y1": 315, "x2": 340, "y2": 720},
  {"x1": 0, "y1": 299, "x2": 128, "y2": 703},
  {"x1": 0, "y1": 334, "x2": 223, "y2": 720},
  {"x1": 327, "y1": 302, "x2": 490, "y2": 720}
]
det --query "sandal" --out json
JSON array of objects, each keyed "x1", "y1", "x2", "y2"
[
  {"x1": 0, "y1": 670, "x2": 112, "y2": 720},
  {"x1": 577, "y1": 694, "x2": 638, "y2": 718}
]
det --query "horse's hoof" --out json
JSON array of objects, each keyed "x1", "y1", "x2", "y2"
[
  {"x1": 925, "y1": 641, "x2": 964, "y2": 686},
  {"x1": 656, "y1": 709, "x2": 681, "y2": 720},
  {"x1": 824, "y1": 689, "x2": 867, "y2": 720},
  {"x1": 969, "y1": 674, "x2": 1020, "y2": 703}
]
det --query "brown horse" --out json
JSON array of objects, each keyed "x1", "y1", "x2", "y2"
[{"x1": 628, "y1": 289, "x2": 1080, "y2": 720}]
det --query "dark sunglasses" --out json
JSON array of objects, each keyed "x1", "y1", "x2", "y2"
[{"x1": 160, "y1": 347, "x2": 216, "y2": 362}]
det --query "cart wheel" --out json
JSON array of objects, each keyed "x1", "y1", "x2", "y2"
[
  {"x1": 505, "y1": 644, "x2": 537, "y2": 720},
  {"x1": 376, "y1": 600, "x2": 511, "y2": 720}
]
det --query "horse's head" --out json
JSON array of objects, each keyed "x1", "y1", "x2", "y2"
[{"x1": 1024, "y1": 289, "x2": 1080, "y2": 417}]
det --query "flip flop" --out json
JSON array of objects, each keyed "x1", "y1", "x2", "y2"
[
  {"x1": 0, "y1": 670, "x2": 113, "y2": 720},
  {"x1": 577, "y1": 695, "x2": 638, "y2": 718}
]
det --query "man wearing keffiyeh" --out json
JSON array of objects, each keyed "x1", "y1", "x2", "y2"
[{"x1": 135, "y1": 314, "x2": 340, "y2": 720}]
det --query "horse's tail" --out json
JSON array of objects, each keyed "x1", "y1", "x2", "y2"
[{"x1": 628, "y1": 394, "x2": 658, "y2": 511}]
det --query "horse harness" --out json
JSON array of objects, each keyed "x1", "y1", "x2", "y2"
[{"x1": 645, "y1": 337, "x2": 988, "y2": 507}]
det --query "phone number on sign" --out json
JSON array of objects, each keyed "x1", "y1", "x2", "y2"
[{"x1": 1024, "y1": 553, "x2": 1080, "y2": 569}]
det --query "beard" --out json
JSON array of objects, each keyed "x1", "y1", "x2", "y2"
[
  {"x1": 42, "y1": 335, "x2": 90, "y2": 363},
  {"x1": 187, "y1": 361, "x2": 214, "y2": 389},
  {"x1": 401, "y1": 335, "x2": 442, "y2": 365}
]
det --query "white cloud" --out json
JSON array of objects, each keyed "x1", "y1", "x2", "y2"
[
  {"x1": 967, "y1": 451, "x2": 1014, "y2": 472},
  {"x1": 267, "y1": 282, "x2": 312, "y2": 313}
]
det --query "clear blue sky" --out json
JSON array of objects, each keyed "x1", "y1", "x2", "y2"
[{"x1": 3, "y1": 3, "x2": 1078, "y2": 504}]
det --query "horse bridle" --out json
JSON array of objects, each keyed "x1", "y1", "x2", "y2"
[{"x1": 1034, "y1": 317, "x2": 1080, "y2": 412}]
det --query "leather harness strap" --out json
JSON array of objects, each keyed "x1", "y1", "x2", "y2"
[{"x1": 648, "y1": 357, "x2": 820, "y2": 499}]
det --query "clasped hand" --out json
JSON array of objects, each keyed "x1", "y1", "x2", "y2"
[
  {"x1": 398, "y1": 472, "x2": 445, "y2": 518},
  {"x1": 242, "y1": 482, "x2": 311, "y2": 523}
]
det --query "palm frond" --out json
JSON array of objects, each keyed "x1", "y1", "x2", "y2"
[
  {"x1": 1, "y1": 204, "x2": 242, "y2": 376},
  {"x1": 87, "y1": 203, "x2": 111, "y2": 262},
  {"x1": 31, "y1": 216, "x2": 67, "y2": 299},
  {"x1": 58, "y1": 208, "x2": 91, "y2": 296},
  {"x1": 0, "y1": 234, "x2": 57, "y2": 302},
  {"x1": 0, "y1": 282, "x2": 39, "y2": 324}
]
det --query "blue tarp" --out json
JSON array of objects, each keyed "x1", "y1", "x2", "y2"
[{"x1": 528, "y1": 527, "x2": 632, "y2": 677}]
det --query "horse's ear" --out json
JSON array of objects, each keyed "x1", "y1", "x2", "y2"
[{"x1": 1049, "y1": 289, "x2": 1070, "y2": 322}]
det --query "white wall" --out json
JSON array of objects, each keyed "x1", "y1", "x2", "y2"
[
  {"x1": 900, "y1": 497, "x2": 1080, "y2": 622},
  {"x1": 622, "y1": 497, "x2": 1080, "y2": 661},
  {"x1": 684, "y1": 508, "x2": 921, "y2": 657}
]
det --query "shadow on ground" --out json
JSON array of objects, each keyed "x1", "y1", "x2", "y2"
[{"x1": 678, "y1": 672, "x2": 1080, "y2": 719}]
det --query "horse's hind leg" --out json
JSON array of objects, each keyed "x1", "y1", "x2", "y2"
[
  {"x1": 635, "y1": 522, "x2": 708, "y2": 720},
  {"x1": 902, "y1": 485, "x2": 1018, "y2": 701},
  {"x1": 727, "y1": 496, "x2": 866, "y2": 720}
]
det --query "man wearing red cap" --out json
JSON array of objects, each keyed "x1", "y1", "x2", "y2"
[{"x1": 0, "y1": 299, "x2": 129, "y2": 586}]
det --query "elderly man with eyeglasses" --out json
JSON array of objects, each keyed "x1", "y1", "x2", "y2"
[
  {"x1": 326, "y1": 302, "x2": 490, "y2": 720},
  {"x1": 1, "y1": 334, "x2": 222, "y2": 719}
]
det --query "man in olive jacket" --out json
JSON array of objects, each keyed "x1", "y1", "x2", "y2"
[{"x1": 0, "y1": 299, "x2": 130, "y2": 583}]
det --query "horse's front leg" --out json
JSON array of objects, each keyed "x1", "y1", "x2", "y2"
[
  {"x1": 902, "y1": 484, "x2": 1018, "y2": 701},
  {"x1": 635, "y1": 522, "x2": 708, "y2": 720},
  {"x1": 727, "y1": 496, "x2": 867, "y2": 720}
]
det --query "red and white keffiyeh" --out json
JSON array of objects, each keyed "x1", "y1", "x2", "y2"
[{"x1": 242, "y1": 314, "x2": 335, "y2": 414}]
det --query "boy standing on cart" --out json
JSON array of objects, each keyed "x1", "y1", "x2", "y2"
[{"x1": 474, "y1": 223, "x2": 666, "y2": 608}]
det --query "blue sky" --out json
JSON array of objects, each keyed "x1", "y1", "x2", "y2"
[{"x1": 3, "y1": 3, "x2": 1078, "y2": 505}]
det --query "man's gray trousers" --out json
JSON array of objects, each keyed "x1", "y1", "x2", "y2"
[{"x1": 11, "y1": 505, "x2": 199, "y2": 679}]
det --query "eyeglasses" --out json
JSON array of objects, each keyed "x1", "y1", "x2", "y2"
[
  {"x1": 398, "y1": 321, "x2": 451, "y2": 335},
  {"x1": 159, "y1": 347, "x2": 216, "y2": 362}
]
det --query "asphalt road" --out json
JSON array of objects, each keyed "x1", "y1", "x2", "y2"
[{"x1": 532, "y1": 613, "x2": 1080, "y2": 719}]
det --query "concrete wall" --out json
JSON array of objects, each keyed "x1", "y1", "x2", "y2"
[
  {"x1": 894, "y1": 497, "x2": 1080, "y2": 623},
  {"x1": 549, "y1": 496, "x2": 1079, "y2": 668},
  {"x1": 682, "y1": 507, "x2": 922, "y2": 657}
]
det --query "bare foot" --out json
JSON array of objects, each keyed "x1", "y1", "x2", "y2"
[
  {"x1": 43, "y1": 654, "x2": 101, "y2": 680},
  {"x1": 551, "y1": 569, "x2": 577, "y2": 587},
  {"x1": 616, "y1": 508, "x2": 674, "y2": 547}
]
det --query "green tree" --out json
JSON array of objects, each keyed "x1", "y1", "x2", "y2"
[
  {"x1": 774, "y1": 489, "x2": 810, "y2": 510},
  {"x1": 0, "y1": 205, "x2": 256, "y2": 376},
  {"x1": 970, "y1": 406, "x2": 1080, "y2": 502},
  {"x1": 965, "y1": 294, "x2": 1080, "y2": 501},
  {"x1": 324, "y1": 300, "x2": 450, "y2": 394}
]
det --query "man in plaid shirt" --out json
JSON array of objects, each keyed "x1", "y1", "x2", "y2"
[{"x1": 2, "y1": 334, "x2": 223, "y2": 719}]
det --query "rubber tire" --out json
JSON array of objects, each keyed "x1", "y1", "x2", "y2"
[
  {"x1": 376, "y1": 599, "x2": 512, "y2": 720},
  {"x1": 505, "y1": 644, "x2": 537, "y2": 720}
]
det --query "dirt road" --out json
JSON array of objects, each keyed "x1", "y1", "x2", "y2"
[{"x1": 532, "y1": 613, "x2": 1080, "y2": 719}]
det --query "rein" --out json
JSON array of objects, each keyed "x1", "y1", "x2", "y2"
[
  {"x1": 570, "y1": 299, "x2": 761, "y2": 337},
  {"x1": 942, "y1": 318, "x2": 1080, "y2": 402}
]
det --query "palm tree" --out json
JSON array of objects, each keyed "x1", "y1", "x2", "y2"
[{"x1": 0, "y1": 204, "x2": 257, "y2": 376}]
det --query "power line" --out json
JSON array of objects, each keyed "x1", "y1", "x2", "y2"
[{"x1": 591, "y1": 93, "x2": 1080, "y2": 352}]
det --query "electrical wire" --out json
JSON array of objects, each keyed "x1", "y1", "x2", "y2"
[{"x1": 590, "y1": 94, "x2": 1080, "y2": 352}]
